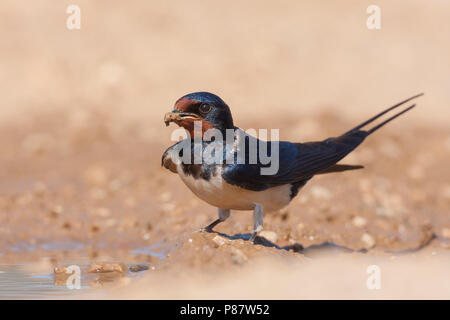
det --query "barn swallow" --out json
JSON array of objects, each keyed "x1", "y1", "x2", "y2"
[{"x1": 162, "y1": 92, "x2": 423, "y2": 242}]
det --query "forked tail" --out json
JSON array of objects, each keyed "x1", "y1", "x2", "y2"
[
  {"x1": 321, "y1": 93, "x2": 424, "y2": 175},
  {"x1": 343, "y1": 93, "x2": 424, "y2": 136}
]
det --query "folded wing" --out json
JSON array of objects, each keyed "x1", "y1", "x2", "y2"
[{"x1": 222, "y1": 131, "x2": 367, "y2": 191}]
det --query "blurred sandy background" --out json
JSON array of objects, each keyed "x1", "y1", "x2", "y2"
[
  {"x1": 1, "y1": 0, "x2": 449, "y2": 125},
  {"x1": 0, "y1": 0, "x2": 449, "y2": 299}
]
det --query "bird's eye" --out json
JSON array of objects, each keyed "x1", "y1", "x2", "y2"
[{"x1": 199, "y1": 103, "x2": 212, "y2": 114}]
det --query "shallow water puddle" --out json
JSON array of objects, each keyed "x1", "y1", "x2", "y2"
[
  {"x1": 0, "y1": 240, "x2": 167, "y2": 299},
  {"x1": 6, "y1": 240, "x2": 86, "y2": 253},
  {"x1": 0, "y1": 264, "x2": 97, "y2": 299},
  {"x1": 0, "y1": 249, "x2": 160, "y2": 299},
  {"x1": 131, "y1": 241, "x2": 169, "y2": 259},
  {"x1": 0, "y1": 261, "x2": 155, "y2": 299}
]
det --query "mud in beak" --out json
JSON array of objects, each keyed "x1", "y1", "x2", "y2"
[{"x1": 164, "y1": 111, "x2": 202, "y2": 126}]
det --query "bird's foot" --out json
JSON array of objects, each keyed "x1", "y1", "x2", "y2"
[
  {"x1": 200, "y1": 218, "x2": 222, "y2": 233},
  {"x1": 200, "y1": 226, "x2": 213, "y2": 233}
]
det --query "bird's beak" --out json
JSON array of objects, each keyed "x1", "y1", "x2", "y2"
[{"x1": 164, "y1": 110, "x2": 202, "y2": 126}]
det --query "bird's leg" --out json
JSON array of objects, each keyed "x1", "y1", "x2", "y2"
[
  {"x1": 249, "y1": 204, "x2": 264, "y2": 242},
  {"x1": 202, "y1": 208, "x2": 230, "y2": 233}
]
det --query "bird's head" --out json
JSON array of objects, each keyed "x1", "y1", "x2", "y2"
[{"x1": 164, "y1": 92, "x2": 234, "y2": 138}]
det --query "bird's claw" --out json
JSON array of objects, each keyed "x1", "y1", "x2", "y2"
[{"x1": 200, "y1": 227, "x2": 212, "y2": 233}]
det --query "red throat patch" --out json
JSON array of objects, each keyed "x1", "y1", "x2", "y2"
[
  {"x1": 177, "y1": 119, "x2": 214, "y2": 138},
  {"x1": 173, "y1": 97, "x2": 215, "y2": 138}
]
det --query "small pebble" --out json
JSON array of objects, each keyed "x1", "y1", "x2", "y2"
[
  {"x1": 259, "y1": 230, "x2": 278, "y2": 243},
  {"x1": 129, "y1": 264, "x2": 149, "y2": 272},
  {"x1": 352, "y1": 216, "x2": 367, "y2": 228},
  {"x1": 53, "y1": 266, "x2": 68, "y2": 274},
  {"x1": 88, "y1": 262, "x2": 128, "y2": 273},
  {"x1": 50, "y1": 205, "x2": 63, "y2": 217},
  {"x1": 361, "y1": 233, "x2": 376, "y2": 249},
  {"x1": 212, "y1": 235, "x2": 229, "y2": 246},
  {"x1": 230, "y1": 248, "x2": 248, "y2": 265}
]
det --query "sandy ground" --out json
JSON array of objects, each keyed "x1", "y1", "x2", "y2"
[{"x1": 0, "y1": 1, "x2": 449, "y2": 299}]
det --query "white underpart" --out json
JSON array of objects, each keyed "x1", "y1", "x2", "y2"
[
  {"x1": 166, "y1": 128, "x2": 295, "y2": 213},
  {"x1": 177, "y1": 166, "x2": 292, "y2": 212}
]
